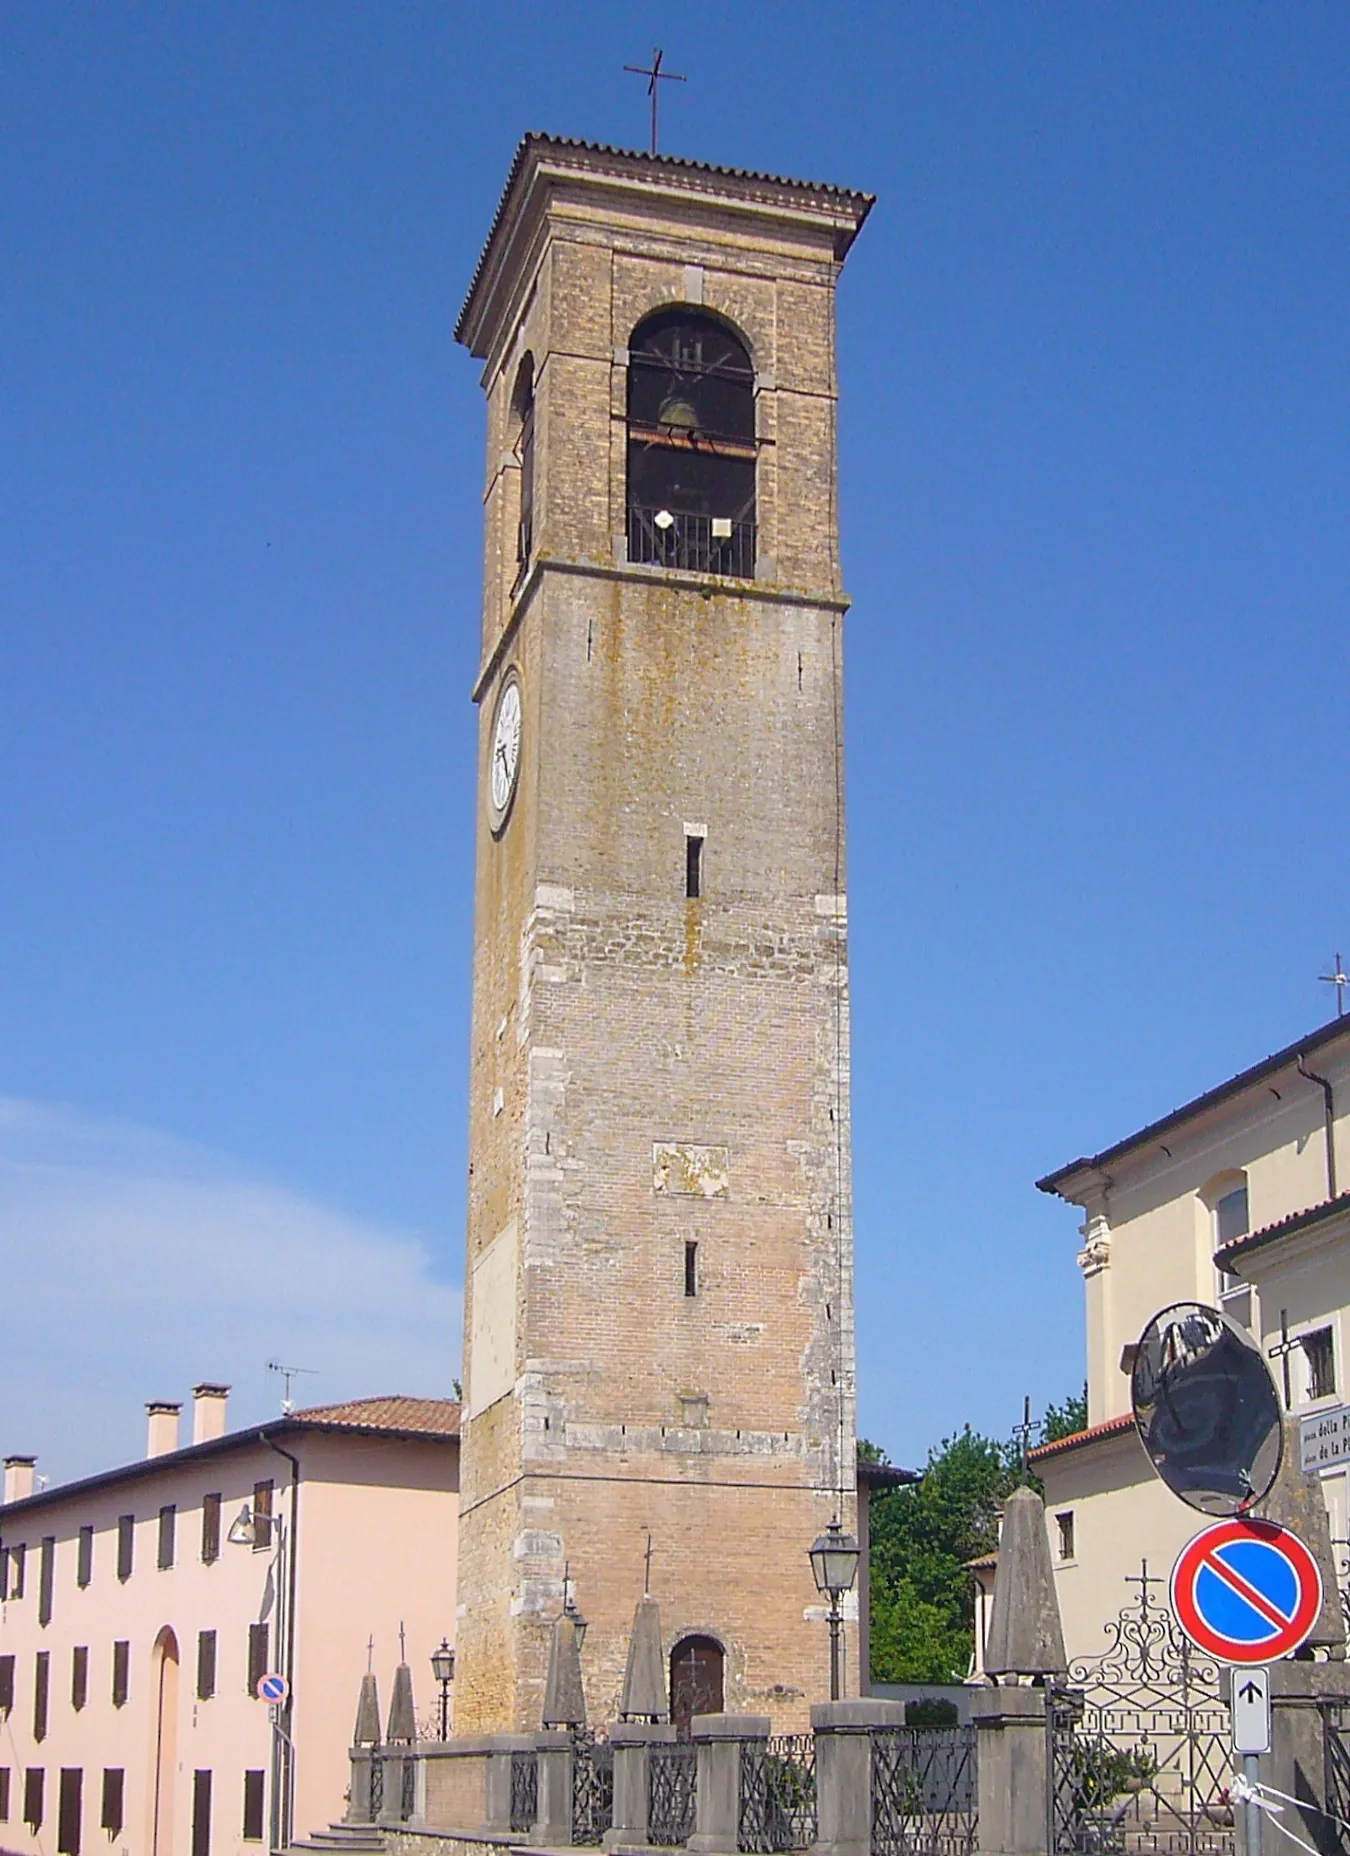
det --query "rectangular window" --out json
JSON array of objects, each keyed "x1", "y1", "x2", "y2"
[
  {"x1": 24, "y1": 1767, "x2": 43, "y2": 1831},
  {"x1": 201, "y1": 1493, "x2": 222, "y2": 1565},
  {"x1": 0, "y1": 1655, "x2": 14, "y2": 1714},
  {"x1": 197, "y1": 1630, "x2": 217, "y2": 1701},
  {"x1": 76, "y1": 1526, "x2": 93, "y2": 1589},
  {"x1": 684, "y1": 1241, "x2": 698, "y2": 1298},
  {"x1": 116, "y1": 1515, "x2": 134, "y2": 1582},
  {"x1": 1056, "y1": 1511, "x2": 1076, "y2": 1561},
  {"x1": 252, "y1": 1481, "x2": 273, "y2": 1552},
  {"x1": 11, "y1": 1543, "x2": 25, "y2": 1598},
  {"x1": 57, "y1": 1767, "x2": 81, "y2": 1856},
  {"x1": 34, "y1": 1651, "x2": 49, "y2": 1741},
  {"x1": 100, "y1": 1771, "x2": 124, "y2": 1838},
  {"x1": 38, "y1": 1536, "x2": 55, "y2": 1626},
  {"x1": 192, "y1": 1769, "x2": 211, "y2": 1856},
  {"x1": 0, "y1": 1766, "x2": 9, "y2": 1820},
  {"x1": 1215, "y1": 1184, "x2": 1250, "y2": 1246},
  {"x1": 111, "y1": 1641, "x2": 129, "y2": 1708},
  {"x1": 242, "y1": 1769, "x2": 265, "y2": 1842},
  {"x1": 0, "y1": 1547, "x2": 7, "y2": 1598},
  {"x1": 71, "y1": 1647, "x2": 88, "y2": 1712},
  {"x1": 685, "y1": 834, "x2": 704, "y2": 900},
  {"x1": 158, "y1": 1505, "x2": 176, "y2": 1571},
  {"x1": 246, "y1": 1623, "x2": 268, "y2": 1695},
  {"x1": 1303, "y1": 1328, "x2": 1337, "y2": 1401}
]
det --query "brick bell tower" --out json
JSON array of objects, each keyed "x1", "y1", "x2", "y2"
[{"x1": 454, "y1": 135, "x2": 873, "y2": 1733}]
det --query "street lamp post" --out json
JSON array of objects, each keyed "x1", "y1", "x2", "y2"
[
  {"x1": 430, "y1": 1640, "x2": 455, "y2": 1742},
  {"x1": 228, "y1": 1502, "x2": 292, "y2": 1852},
  {"x1": 809, "y1": 1520, "x2": 861, "y2": 1702}
]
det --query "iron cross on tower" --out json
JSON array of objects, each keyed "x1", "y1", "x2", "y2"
[
  {"x1": 1268, "y1": 1308, "x2": 1301, "y2": 1409},
  {"x1": 624, "y1": 48, "x2": 686, "y2": 155},
  {"x1": 1012, "y1": 1395, "x2": 1040, "y2": 1479}
]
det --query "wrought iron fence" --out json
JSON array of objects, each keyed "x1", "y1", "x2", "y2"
[
  {"x1": 871, "y1": 1725, "x2": 978, "y2": 1856},
  {"x1": 1322, "y1": 1700, "x2": 1350, "y2": 1851},
  {"x1": 573, "y1": 1730, "x2": 615, "y2": 1846},
  {"x1": 648, "y1": 1740, "x2": 697, "y2": 1847},
  {"x1": 628, "y1": 504, "x2": 756, "y2": 578},
  {"x1": 740, "y1": 1734, "x2": 817, "y2": 1852},
  {"x1": 1049, "y1": 1565, "x2": 1233, "y2": 1856},
  {"x1": 370, "y1": 1755, "x2": 385, "y2": 1820},
  {"x1": 511, "y1": 1749, "x2": 539, "y2": 1834},
  {"x1": 400, "y1": 1755, "x2": 417, "y2": 1822}
]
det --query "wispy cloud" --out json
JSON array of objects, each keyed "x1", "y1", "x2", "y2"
[{"x1": 0, "y1": 1101, "x2": 462, "y2": 1485}]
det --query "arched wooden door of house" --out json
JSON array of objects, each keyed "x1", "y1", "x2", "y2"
[
  {"x1": 669, "y1": 1635, "x2": 724, "y2": 1737},
  {"x1": 150, "y1": 1627, "x2": 180, "y2": 1856}
]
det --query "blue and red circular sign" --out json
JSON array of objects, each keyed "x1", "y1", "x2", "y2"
[{"x1": 1171, "y1": 1518, "x2": 1322, "y2": 1664}]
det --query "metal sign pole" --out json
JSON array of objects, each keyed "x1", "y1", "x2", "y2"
[{"x1": 1242, "y1": 1753, "x2": 1262, "y2": 1856}]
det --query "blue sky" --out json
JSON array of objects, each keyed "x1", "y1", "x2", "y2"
[{"x1": 3, "y1": 3, "x2": 1349, "y2": 1481}]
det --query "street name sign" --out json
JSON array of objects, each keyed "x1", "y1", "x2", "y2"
[
  {"x1": 1231, "y1": 1666, "x2": 1271, "y2": 1755},
  {"x1": 1300, "y1": 1404, "x2": 1350, "y2": 1473},
  {"x1": 1171, "y1": 1518, "x2": 1322, "y2": 1664}
]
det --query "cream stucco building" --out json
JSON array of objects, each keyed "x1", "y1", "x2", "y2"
[
  {"x1": 0, "y1": 1388, "x2": 458, "y2": 1856},
  {"x1": 1030, "y1": 1010, "x2": 1350, "y2": 1665}
]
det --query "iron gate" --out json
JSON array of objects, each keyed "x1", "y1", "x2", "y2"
[
  {"x1": 1049, "y1": 1566, "x2": 1234, "y2": 1856},
  {"x1": 870, "y1": 1724, "x2": 978, "y2": 1856},
  {"x1": 572, "y1": 1730, "x2": 614, "y2": 1845}
]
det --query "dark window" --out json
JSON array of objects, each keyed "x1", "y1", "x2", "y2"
[
  {"x1": 116, "y1": 1515, "x2": 134, "y2": 1582},
  {"x1": 0, "y1": 1654, "x2": 14, "y2": 1714},
  {"x1": 192, "y1": 1769, "x2": 212, "y2": 1856},
  {"x1": 1303, "y1": 1328, "x2": 1337, "y2": 1401},
  {"x1": 0, "y1": 1548, "x2": 7, "y2": 1598},
  {"x1": 158, "y1": 1505, "x2": 176, "y2": 1570},
  {"x1": 252, "y1": 1482, "x2": 273, "y2": 1552},
  {"x1": 76, "y1": 1526, "x2": 93, "y2": 1589},
  {"x1": 197, "y1": 1630, "x2": 217, "y2": 1701},
  {"x1": 242, "y1": 1769, "x2": 266, "y2": 1841},
  {"x1": 100, "y1": 1770, "x2": 124, "y2": 1838},
  {"x1": 24, "y1": 1767, "x2": 43, "y2": 1831},
  {"x1": 247, "y1": 1623, "x2": 269, "y2": 1694},
  {"x1": 1215, "y1": 1184, "x2": 1249, "y2": 1245},
  {"x1": 38, "y1": 1536, "x2": 55, "y2": 1626},
  {"x1": 513, "y1": 354, "x2": 535, "y2": 566},
  {"x1": 669, "y1": 1635, "x2": 724, "y2": 1738},
  {"x1": 684, "y1": 1241, "x2": 698, "y2": 1298},
  {"x1": 71, "y1": 1647, "x2": 88, "y2": 1712},
  {"x1": 0, "y1": 1766, "x2": 9, "y2": 1820},
  {"x1": 201, "y1": 1493, "x2": 222, "y2": 1565},
  {"x1": 111, "y1": 1641, "x2": 129, "y2": 1708},
  {"x1": 685, "y1": 834, "x2": 703, "y2": 900},
  {"x1": 1056, "y1": 1512, "x2": 1076, "y2": 1561},
  {"x1": 627, "y1": 309, "x2": 756, "y2": 578},
  {"x1": 10, "y1": 1543, "x2": 25, "y2": 1598},
  {"x1": 34, "y1": 1651, "x2": 49, "y2": 1741},
  {"x1": 57, "y1": 1767, "x2": 81, "y2": 1856}
]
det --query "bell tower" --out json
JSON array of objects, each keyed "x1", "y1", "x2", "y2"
[{"x1": 454, "y1": 135, "x2": 873, "y2": 1732}]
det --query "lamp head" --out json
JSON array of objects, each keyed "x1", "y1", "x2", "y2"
[
  {"x1": 226, "y1": 1503, "x2": 257, "y2": 1548},
  {"x1": 809, "y1": 1520, "x2": 860, "y2": 1600},
  {"x1": 430, "y1": 1640, "x2": 456, "y2": 1685}
]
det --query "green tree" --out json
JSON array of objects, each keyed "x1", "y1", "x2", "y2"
[{"x1": 1042, "y1": 1384, "x2": 1088, "y2": 1444}]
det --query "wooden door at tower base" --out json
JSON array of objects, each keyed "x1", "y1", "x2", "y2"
[{"x1": 670, "y1": 1636, "x2": 724, "y2": 1737}]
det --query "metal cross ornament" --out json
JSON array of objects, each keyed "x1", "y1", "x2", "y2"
[
  {"x1": 623, "y1": 48, "x2": 686, "y2": 156},
  {"x1": 1268, "y1": 1308, "x2": 1300, "y2": 1409},
  {"x1": 642, "y1": 1526, "x2": 654, "y2": 1597},
  {"x1": 1012, "y1": 1395, "x2": 1040, "y2": 1479}
]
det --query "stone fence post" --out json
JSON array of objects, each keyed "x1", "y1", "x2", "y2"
[
  {"x1": 971, "y1": 1683, "x2": 1049, "y2": 1856},
  {"x1": 605, "y1": 1721, "x2": 675, "y2": 1849},
  {"x1": 1256, "y1": 1662, "x2": 1350, "y2": 1856},
  {"x1": 536, "y1": 1729, "x2": 576, "y2": 1845},
  {"x1": 484, "y1": 1732, "x2": 542, "y2": 1836},
  {"x1": 688, "y1": 1713, "x2": 770, "y2": 1853},
  {"x1": 346, "y1": 1746, "x2": 375, "y2": 1824},
  {"x1": 809, "y1": 1699, "x2": 905, "y2": 1856}
]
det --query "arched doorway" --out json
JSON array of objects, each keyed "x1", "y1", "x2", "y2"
[
  {"x1": 150, "y1": 1627, "x2": 180, "y2": 1856},
  {"x1": 669, "y1": 1635, "x2": 724, "y2": 1737}
]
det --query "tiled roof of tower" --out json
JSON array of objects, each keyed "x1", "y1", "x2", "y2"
[
  {"x1": 292, "y1": 1396, "x2": 461, "y2": 1438},
  {"x1": 1026, "y1": 1414, "x2": 1137, "y2": 1461},
  {"x1": 456, "y1": 132, "x2": 876, "y2": 349}
]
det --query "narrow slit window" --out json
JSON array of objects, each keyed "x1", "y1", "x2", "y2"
[
  {"x1": 242, "y1": 1770, "x2": 265, "y2": 1842},
  {"x1": 158, "y1": 1505, "x2": 176, "y2": 1571},
  {"x1": 101, "y1": 1771, "x2": 124, "y2": 1838},
  {"x1": 76, "y1": 1527, "x2": 93, "y2": 1589},
  {"x1": 684, "y1": 1242, "x2": 698, "y2": 1298},
  {"x1": 685, "y1": 835, "x2": 703, "y2": 900},
  {"x1": 111, "y1": 1642, "x2": 129, "y2": 1708},
  {"x1": 1056, "y1": 1511, "x2": 1076, "y2": 1561},
  {"x1": 71, "y1": 1648, "x2": 87, "y2": 1712}
]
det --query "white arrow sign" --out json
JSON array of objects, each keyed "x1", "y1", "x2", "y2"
[{"x1": 1232, "y1": 1666, "x2": 1271, "y2": 1756}]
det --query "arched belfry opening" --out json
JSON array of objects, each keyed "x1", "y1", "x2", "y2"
[
  {"x1": 626, "y1": 308, "x2": 756, "y2": 577},
  {"x1": 669, "y1": 1634, "x2": 725, "y2": 1736},
  {"x1": 511, "y1": 353, "x2": 536, "y2": 567}
]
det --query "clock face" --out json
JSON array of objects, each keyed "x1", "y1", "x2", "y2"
[{"x1": 489, "y1": 674, "x2": 522, "y2": 827}]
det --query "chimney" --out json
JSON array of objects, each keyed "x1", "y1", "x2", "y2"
[
  {"x1": 3, "y1": 1457, "x2": 36, "y2": 1504},
  {"x1": 192, "y1": 1383, "x2": 230, "y2": 1445},
  {"x1": 146, "y1": 1402, "x2": 182, "y2": 1458}
]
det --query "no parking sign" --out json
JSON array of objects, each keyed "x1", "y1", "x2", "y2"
[{"x1": 1170, "y1": 1518, "x2": 1322, "y2": 1665}]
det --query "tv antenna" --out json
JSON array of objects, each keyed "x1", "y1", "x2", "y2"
[
  {"x1": 1320, "y1": 953, "x2": 1349, "y2": 1018},
  {"x1": 267, "y1": 1360, "x2": 317, "y2": 1415}
]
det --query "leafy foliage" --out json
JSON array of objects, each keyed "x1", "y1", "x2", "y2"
[{"x1": 1042, "y1": 1384, "x2": 1088, "y2": 1444}]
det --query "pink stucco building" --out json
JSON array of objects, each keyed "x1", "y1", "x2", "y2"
[{"x1": 0, "y1": 1387, "x2": 459, "y2": 1856}]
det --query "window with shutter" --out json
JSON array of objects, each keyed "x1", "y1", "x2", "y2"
[
  {"x1": 192, "y1": 1770, "x2": 212, "y2": 1856},
  {"x1": 116, "y1": 1517, "x2": 134, "y2": 1582},
  {"x1": 0, "y1": 1767, "x2": 9, "y2": 1821},
  {"x1": 242, "y1": 1770, "x2": 265, "y2": 1841},
  {"x1": 71, "y1": 1648, "x2": 88, "y2": 1712},
  {"x1": 33, "y1": 1653, "x2": 49, "y2": 1741},
  {"x1": 252, "y1": 1482, "x2": 273, "y2": 1552},
  {"x1": 100, "y1": 1771, "x2": 124, "y2": 1837},
  {"x1": 10, "y1": 1544, "x2": 25, "y2": 1599},
  {"x1": 197, "y1": 1631, "x2": 217, "y2": 1701},
  {"x1": 0, "y1": 1655, "x2": 14, "y2": 1715},
  {"x1": 201, "y1": 1493, "x2": 221, "y2": 1565},
  {"x1": 246, "y1": 1624, "x2": 268, "y2": 1694},
  {"x1": 158, "y1": 1506, "x2": 176, "y2": 1571},
  {"x1": 76, "y1": 1527, "x2": 93, "y2": 1589},
  {"x1": 38, "y1": 1537, "x2": 55, "y2": 1626},
  {"x1": 111, "y1": 1642, "x2": 129, "y2": 1708},
  {"x1": 57, "y1": 1767, "x2": 81, "y2": 1856},
  {"x1": 23, "y1": 1767, "x2": 43, "y2": 1831}
]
